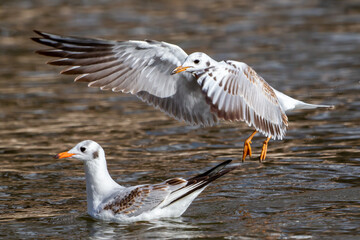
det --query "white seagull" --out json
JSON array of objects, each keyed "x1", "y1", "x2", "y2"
[
  {"x1": 33, "y1": 31, "x2": 333, "y2": 161},
  {"x1": 55, "y1": 140, "x2": 236, "y2": 222}
]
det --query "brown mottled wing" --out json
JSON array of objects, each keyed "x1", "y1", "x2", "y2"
[
  {"x1": 100, "y1": 178, "x2": 187, "y2": 217},
  {"x1": 100, "y1": 160, "x2": 235, "y2": 215},
  {"x1": 197, "y1": 60, "x2": 288, "y2": 140},
  {"x1": 32, "y1": 31, "x2": 218, "y2": 126}
]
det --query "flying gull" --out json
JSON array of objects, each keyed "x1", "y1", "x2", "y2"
[
  {"x1": 33, "y1": 31, "x2": 333, "y2": 161},
  {"x1": 55, "y1": 140, "x2": 235, "y2": 221}
]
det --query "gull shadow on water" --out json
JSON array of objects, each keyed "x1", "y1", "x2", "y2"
[
  {"x1": 82, "y1": 215, "x2": 203, "y2": 239},
  {"x1": 5, "y1": 213, "x2": 203, "y2": 239}
]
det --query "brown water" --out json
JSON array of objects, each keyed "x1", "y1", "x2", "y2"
[{"x1": 1, "y1": 0, "x2": 359, "y2": 239}]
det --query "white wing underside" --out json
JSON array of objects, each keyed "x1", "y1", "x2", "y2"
[{"x1": 196, "y1": 60, "x2": 288, "y2": 139}]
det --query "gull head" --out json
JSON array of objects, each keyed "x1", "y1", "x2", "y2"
[
  {"x1": 171, "y1": 52, "x2": 215, "y2": 75},
  {"x1": 55, "y1": 140, "x2": 104, "y2": 162}
]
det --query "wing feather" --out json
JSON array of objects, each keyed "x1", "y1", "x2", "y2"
[
  {"x1": 32, "y1": 31, "x2": 217, "y2": 126},
  {"x1": 100, "y1": 178, "x2": 187, "y2": 217},
  {"x1": 98, "y1": 161, "x2": 234, "y2": 218},
  {"x1": 197, "y1": 61, "x2": 288, "y2": 140}
]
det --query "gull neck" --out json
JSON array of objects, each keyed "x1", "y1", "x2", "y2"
[{"x1": 83, "y1": 155, "x2": 120, "y2": 214}]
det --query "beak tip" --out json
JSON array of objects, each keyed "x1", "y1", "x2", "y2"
[
  {"x1": 171, "y1": 65, "x2": 188, "y2": 75},
  {"x1": 54, "y1": 152, "x2": 75, "y2": 159}
]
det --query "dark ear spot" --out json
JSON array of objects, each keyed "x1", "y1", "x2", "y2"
[
  {"x1": 93, "y1": 151, "x2": 99, "y2": 159},
  {"x1": 206, "y1": 61, "x2": 210, "y2": 67}
]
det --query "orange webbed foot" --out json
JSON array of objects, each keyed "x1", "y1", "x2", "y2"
[
  {"x1": 259, "y1": 137, "x2": 271, "y2": 162},
  {"x1": 242, "y1": 139, "x2": 252, "y2": 161},
  {"x1": 242, "y1": 130, "x2": 257, "y2": 162}
]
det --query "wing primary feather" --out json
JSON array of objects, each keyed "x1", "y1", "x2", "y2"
[
  {"x1": 48, "y1": 55, "x2": 118, "y2": 66},
  {"x1": 162, "y1": 160, "x2": 236, "y2": 208},
  {"x1": 33, "y1": 30, "x2": 115, "y2": 46}
]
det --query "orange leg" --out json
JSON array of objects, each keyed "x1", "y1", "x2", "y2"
[
  {"x1": 260, "y1": 136, "x2": 271, "y2": 162},
  {"x1": 242, "y1": 130, "x2": 257, "y2": 162}
]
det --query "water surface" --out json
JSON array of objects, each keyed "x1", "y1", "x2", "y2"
[{"x1": 0, "y1": 0, "x2": 359, "y2": 239}]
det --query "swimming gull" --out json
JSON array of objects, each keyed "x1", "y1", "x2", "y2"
[{"x1": 55, "y1": 140, "x2": 236, "y2": 222}]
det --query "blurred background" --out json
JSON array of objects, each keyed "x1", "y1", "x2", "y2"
[{"x1": 0, "y1": 0, "x2": 359, "y2": 239}]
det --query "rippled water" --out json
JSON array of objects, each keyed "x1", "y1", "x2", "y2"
[{"x1": 1, "y1": 0, "x2": 359, "y2": 239}]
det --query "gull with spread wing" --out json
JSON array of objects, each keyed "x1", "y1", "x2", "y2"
[
  {"x1": 55, "y1": 140, "x2": 235, "y2": 222},
  {"x1": 33, "y1": 31, "x2": 333, "y2": 161}
]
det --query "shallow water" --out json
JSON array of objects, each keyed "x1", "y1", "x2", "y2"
[{"x1": 1, "y1": 0, "x2": 359, "y2": 239}]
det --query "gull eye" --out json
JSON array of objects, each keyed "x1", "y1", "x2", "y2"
[
  {"x1": 80, "y1": 146, "x2": 86, "y2": 153},
  {"x1": 194, "y1": 59, "x2": 200, "y2": 64}
]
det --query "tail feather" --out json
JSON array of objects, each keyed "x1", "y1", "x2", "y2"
[
  {"x1": 162, "y1": 160, "x2": 237, "y2": 208},
  {"x1": 273, "y1": 88, "x2": 334, "y2": 112},
  {"x1": 294, "y1": 102, "x2": 334, "y2": 110}
]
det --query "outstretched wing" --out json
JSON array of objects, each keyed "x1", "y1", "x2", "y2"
[
  {"x1": 100, "y1": 178, "x2": 187, "y2": 217},
  {"x1": 197, "y1": 60, "x2": 288, "y2": 140},
  {"x1": 32, "y1": 31, "x2": 218, "y2": 126}
]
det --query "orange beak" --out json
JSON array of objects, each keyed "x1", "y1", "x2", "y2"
[
  {"x1": 171, "y1": 66, "x2": 191, "y2": 75},
  {"x1": 54, "y1": 151, "x2": 75, "y2": 159}
]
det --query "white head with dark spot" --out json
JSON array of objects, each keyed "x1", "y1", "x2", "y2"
[
  {"x1": 55, "y1": 140, "x2": 119, "y2": 214},
  {"x1": 55, "y1": 140, "x2": 104, "y2": 162},
  {"x1": 171, "y1": 52, "x2": 216, "y2": 75}
]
